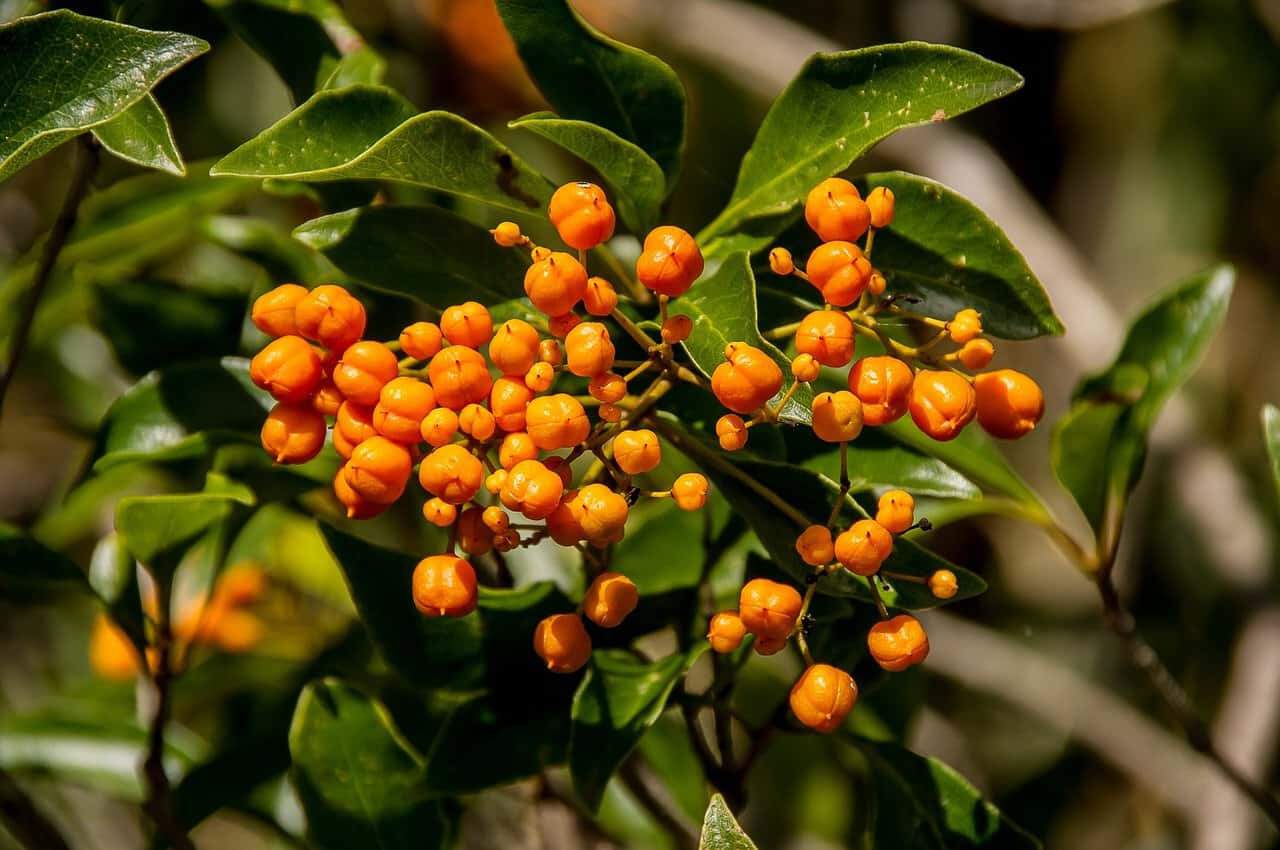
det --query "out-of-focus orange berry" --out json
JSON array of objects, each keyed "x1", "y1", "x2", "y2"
[
  {"x1": 252, "y1": 283, "x2": 307, "y2": 337},
  {"x1": 795, "y1": 524, "x2": 834, "y2": 566},
  {"x1": 261, "y1": 403, "x2": 326, "y2": 464},
  {"x1": 973, "y1": 370, "x2": 1044, "y2": 440},
  {"x1": 738, "y1": 578, "x2": 803, "y2": 640},
  {"x1": 400, "y1": 321, "x2": 443, "y2": 361},
  {"x1": 930, "y1": 569, "x2": 958, "y2": 599},
  {"x1": 805, "y1": 178, "x2": 870, "y2": 243},
  {"x1": 848, "y1": 356, "x2": 913, "y2": 426},
  {"x1": 525, "y1": 394, "x2": 590, "y2": 450},
  {"x1": 373, "y1": 377, "x2": 436, "y2": 443},
  {"x1": 533, "y1": 613, "x2": 592, "y2": 673},
  {"x1": 811, "y1": 390, "x2": 864, "y2": 443},
  {"x1": 413, "y1": 555, "x2": 478, "y2": 617},
  {"x1": 440, "y1": 301, "x2": 494, "y2": 349},
  {"x1": 671, "y1": 473, "x2": 709, "y2": 511},
  {"x1": 612, "y1": 429, "x2": 661, "y2": 475},
  {"x1": 250, "y1": 335, "x2": 323, "y2": 403},
  {"x1": 754, "y1": 634, "x2": 789, "y2": 655},
  {"x1": 868, "y1": 271, "x2": 887, "y2": 296},
  {"x1": 428, "y1": 345, "x2": 493, "y2": 410},
  {"x1": 543, "y1": 455, "x2": 574, "y2": 487},
  {"x1": 835, "y1": 519, "x2": 893, "y2": 576},
  {"x1": 583, "y1": 571, "x2": 639, "y2": 628},
  {"x1": 806, "y1": 242, "x2": 872, "y2": 307},
  {"x1": 636, "y1": 225, "x2": 704, "y2": 297},
  {"x1": 420, "y1": 407, "x2": 460, "y2": 447},
  {"x1": 790, "y1": 663, "x2": 858, "y2": 733},
  {"x1": 344, "y1": 437, "x2": 412, "y2": 504},
  {"x1": 716, "y1": 414, "x2": 749, "y2": 452},
  {"x1": 712, "y1": 342, "x2": 783, "y2": 414},
  {"x1": 796, "y1": 310, "x2": 855, "y2": 368},
  {"x1": 564, "y1": 322, "x2": 616, "y2": 377},
  {"x1": 707, "y1": 611, "x2": 746, "y2": 653},
  {"x1": 90, "y1": 614, "x2": 140, "y2": 680},
  {"x1": 501, "y1": 459, "x2": 565, "y2": 520},
  {"x1": 909, "y1": 370, "x2": 977, "y2": 441},
  {"x1": 549, "y1": 182, "x2": 616, "y2": 250},
  {"x1": 525, "y1": 252, "x2": 588, "y2": 317},
  {"x1": 418, "y1": 444, "x2": 484, "y2": 504},
  {"x1": 876, "y1": 490, "x2": 914, "y2": 534},
  {"x1": 333, "y1": 341, "x2": 399, "y2": 407},
  {"x1": 294, "y1": 285, "x2": 366, "y2": 353},
  {"x1": 867, "y1": 614, "x2": 929, "y2": 671},
  {"x1": 584, "y1": 277, "x2": 618, "y2": 317},
  {"x1": 489, "y1": 319, "x2": 540, "y2": 376},
  {"x1": 865, "y1": 186, "x2": 895, "y2": 229}
]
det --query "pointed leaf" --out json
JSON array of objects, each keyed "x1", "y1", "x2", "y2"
[
  {"x1": 115, "y1": 494, "x2": 238, "y2": 569},
  {"x1": 879, "y1": 416, "x2": 1040, "y2": 505},
  {"x1": 699, "y1": 794, "x2": 757, "y2": 850},
  {"x1": 1264, "y1": 405, "x2": 1280, "y2": 502},
  {"x1": 0, "y1": 524, "x2": 88, "y2": 594},
  {"x1": 92, "y1": 95, "x2": 185, "y2": 176}
]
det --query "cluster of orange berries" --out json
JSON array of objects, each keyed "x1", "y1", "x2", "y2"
[
  {"x1": 710, "y1": 177, "x2": 1045, "y2": 452},
  {"x1": 248, "y1": 180, "x2": 710, "y2": 675}
]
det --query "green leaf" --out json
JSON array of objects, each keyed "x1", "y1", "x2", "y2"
[
  {"x1": 0, "y1": 524, "x2": 88, "y2": 594},
  {"x1": 699, "y1": 44, "x2": 1023, "y2": 248},
  {"x1": 211, "y1": 85, "x2": 552, "y2": 215},
  {"x1": 201, "y1": 214, "x2": 341, "y2": 285},
  {"x1": 91, "y1": 95, "x2": 186, "y2": 176},
  {"x1": 1053, "y1": 265, "x2": 1233, "y2": 534},
  {"x1": 878, "y1": 416, "x2": 1040, "y2": 505},
  {"x1": 610, "y1": 501, "x2": 705, "y2": 595},
  {"x1": 510, "y1": 112, "x2": 665, "y2": 232},
  {"x1": 293, "y1": 205, "x2": 530, "y2": 308},
  {"x1": 94, "y1": 358, "x2": 273, "y2": 471},
  {"x1": 0, "y1": 10, "x2": 207, "y2": 182},
  {"x1": 677, "y1": 251, "x2": 813, "y2": 424},
  {"x1": 496, "y1": 0, "x2": 686, "y2": 183},
  {"x1": 795, "y1": 432, "x2": 980, "y2": 500},
  {"x1": 290, "y1": 679, "x2": 454, "y2": 850},
  {"x1": 94, "y1": 279, "x2": 245, "y2": 375},
  {"x1": 699, "y1": 794, "x2": 757, "y2": 850},
  {"x1": 570, "y1": 647, "x2": 705, "y2": 812},
  {"x1": 1264, "y1": 405, "x2": 1280, "y2": 502},
  {"x1": 857, "y1": 172, "x2": 1061, "y2": 339},
  {"x1": 115, "y1": 494, "x2": 237, "y2": 569}
]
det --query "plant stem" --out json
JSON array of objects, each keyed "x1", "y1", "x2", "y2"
[
  {"x1": 619, "y1": 758, "x2": 697, "y2": 849},
  {"x1": 0, "y1": 767, "x2": 73, "y2": 850},
  {"x1": 142, "y1": 575, "x2": 195, "y2": 850},
  {"x1": 0, "y1": 136, "x2": 99, "y2": 418}
]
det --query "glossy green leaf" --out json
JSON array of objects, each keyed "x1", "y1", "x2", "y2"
[
  {"x1": 878, "y1": 416, "x2": 1040, "y2": 505},
  {"x1": 91, "y1": 95, "x2": 185, "y2": 176},
  {"x1": 290, "y1": 679, "x2": 454, "y2": 850},
  {"x1": 570, "y1": 647, "x2": 705, "y2": 812},
  {"x1": 510, "y1": 112, "x2": 665, "y2": 232},
  {"x1": 610, "y1": 500, "x2": 705, "y2": 595},
  {"x1": 637, "y1": 714, "x2": 707, "y2": 822},
  {"x1": 677, "y1": 251, "x2": 813, "y2": 424},
  {"x1": 699, "y1": 44, "x2": 1022, "y2": 248},
  {"x1": 0, "y1": 10, "x2": 207, "y2": 182},
  {"x1": 1264, "y1": 405, "x2": 1280, "y2": 501},
  {"x1": 293, "y1": 205, "x2": 530, "y2": 308},
  {"x1": 699, "y1": 794, "x2": 757, "y2": 850},
  {"x1": 94, "y1": 279, "x2": 244, "y2": 375},
  {"x1": 211, "y1": 85, "x2": 552, "y2": 215},
  {"x1": 1053, "y1": 265, "x2": 1233, "y2": 534},
  {"x1": 858, "y1": 172, "x2": 1061, "y2": 339},
  {"x1": 115, "y1": 494, "x2": 237, "y2": 569},
  {"x1": 795, "y1": 431, "x2": 980, "y2": 500},
  {"x1": 0, "y1": 524, "x2": 89, "y2": 594},
  {"x1": 496, "y1": 0, "x2": 685, "y2": 182}
]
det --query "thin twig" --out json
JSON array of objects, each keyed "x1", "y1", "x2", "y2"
[
  {"x1": 142, "y1": 575, "x2": 196, "y2": 850},
  {"x1": 0, "y1": 767, "x2": 73, "y2": 850},
  {"x1": 618, "y1": 758, "x2": 698, "y2": 850}
]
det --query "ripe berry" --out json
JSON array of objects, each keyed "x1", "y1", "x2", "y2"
[
  {"x1": 544, "y1": 456, "x2": 574, "y2": 487},
  {"x1": 533, "y1": 613, "x2": 592, "y2": 673},
  {"x1": 412, "y1": 555, "x2": 478, "y2": 617},
  {"x1": 337, "y1": 400, "x2": 377, "y2": 444},
  {"x1": 90, "y1": 614, "x2": 141, "y2": 680},
  {"x1": 525, "y1": 252, "x2": 588, "y2": 317},
  {"x1": 583, "y1": 571, "x2": 639, "y2": 628},
  {"x1": 485, "y1": 469, "x2": 508, "y2": 494},
  {"x1": 875, "y1": 490, "x2": 914, "y2": 534},
  {"x1": 261, "y1": 403, "x2": 326, "y2": 464},
  {"x1": 806, "y1": 242, "x2": 872, "y2": 307},
  {"x1": 661, "y1": 314, "x2": 693, "y2": 344},
  {"x1": 795, "y1": 524, "x2": 834, "y2": 567},
  {"x1": 440, "y1": 301, "x2": 494, "y2": 348},
  {"x1": 848, "y1": 356, "x2": 913, "y2": 426},
  {"x1": 490, "y1": 377, "x2": 533, "y2": 432},
  {"x1": 811, "y1": 390, "x2": 864, "y2": 443},
  {"x1": 457, "y1": 506, "x2": 495, "y2": 555},
  {"x1": 311, "y1": 379, "x2": 344, "y2": 417},
  {"x1": 707, "y1": 612, "x2": 747, "y2": 653},
  {"x1": 252, "y1": 283, "x2": 307, "y2": 337},
  {"x1": 332, "y1": 427, "x2": 355, "y2": 459},
  {"x1": 428, "y1": 345, "x2": 493, "y2": 410},
  {"x1": 588, "y1": 372, "x2": 627, "y2": 404},
  {"x1": 947, "y1": 309, "x2": 983, "y2": 344},
  {"x1": 373, "y1": 377, "x2": 436, "y2": 444},
  {"x1": 636, "y1": 225, "x2": 704, "y2": 297},
  {"x1": 865, "y1": 186, "x2": 895, "y2": 229},
  {"x1": 251, "y1": 335, "x2": 323, "y2": 403},
  {"x1": 790, "y1": 663, "x2": 858, "y2": 733},
  {"x1": 715, "y1": 414, "x2": 748, "y2": 452},
  {"x1": 525, "y1": 361, "x2": 555, "y2": 393},
  {"x1": 868, "y1": 271, "x2": 887, "y2": 296},
  {"x1": 418, "y1": 444, "x2": 484, "y2": 504},
  {"x1": 549, "y1": 311, "x2": 582, "y2": 338},
  {"x1": 488, "y1": 319, "x2": 540, "y2": 376},
  {"x1": 294, "y1": 285, "x2": 366, "y2": 353},
  {"x1": 867, "y1": 614, "x2": 929, "y2": 672},
  {"x1": 929, "y1": 569, "x2": 958, "y2": 600},
  {"x1": 459, "y1": 403, "x2": 497, "y2": 442},
  {"x1": 584, "y1": 277, "x2": 619, "y2": 317},
  {"x1": 423, "y1": 497, "x2": 457, "y2": 527},
  {"x1": 482, "y1": 505, "x2": 510, "y2": 533},
  {"x1": 958, "y1": 338, "x2": 995, "y2": 370},
  {"x1": 400, "y1": 321, "x2": 443, "y2": 361},
  {"x1": 612, "y1": 429, "x2": 661, "y2": 475},
  {"x1": 791, "y1": 353, "x2": 820, "y2": 383},
  {"x1": 565, "y1": 322, "x2": 616, "y2": 377},
  {"x1": 576, "y1": 483, "x2": 630, "y2": 546},
  {"x1": 973, "y1": 370, "x2": 1044, "y2": 440},
  {"x1": 754, "y1": 634, "x2": 789, "y2": 656},
  {"x1": 333, "y1": 341, "x2": 399, "y2": 406},
  {"x1": 538, "y1": 338, "x2": 564, "y2": 366},
  {"x1": 345, "y1": 436, "x2": 413, "y2": 504},
  {"x1": 494, "y1": 529, "x2": 520, "y2": 552},
  {"x1": 796, "y1": 310, "x2": 856, "y2": 367},
  {"x1": 525, "y1": 394, "x2": 590, "y2": 450},
  {"x1": 420, "y1": 407, "x2": 460, "y2": 447},
  {"x1": 769, "y1": 247, "x2": 794, "y2": 276},
  {"x1": 712, "y1": 342, "x2": 783, "y2": 414},
  {"x1": 499, "y1": 432, "x2": 538, "y2": 469},
  {"x1": 501, "y1": 459, "x2": 565, "y2": 520},
  {"x1": 835, "y1": 519, "x2": 892, "y2": 576},
  {"x1": 492, "y1": 220, "x2": 523, "y2": 247},
  {"x1": 738, "y1": 578, "x2": 803, "y2": 640},
  {"x1": 671, "y1": 473, "x2": 709, "y2": 511},
  {"x1": 333, "y1": 466, "x2": 386, "y2": 519},
  {"x1": 549, "y1": 181, "x2": 616, "y2": 250},
  {"x1": 598, "y1": 403, "x2": 622, "y2": 422},
  {"x1": 546, "y1": 493, "x2": 586, "y2": 545},
  {"x1": 909, "y1": 370, "x2": 976, "y2": 441},
  {"x1": 804, "y1": 177, "x2": 870, "y2": 243}
]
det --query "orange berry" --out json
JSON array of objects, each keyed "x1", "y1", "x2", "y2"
[
  {"x1": 635, "y1": 225, "x2": 704, "y2": 297},
  {"x1": 868, "y1": 271, "x2": 887, "y2": 296},
  {"x1": 499, "y1": 432, "x2": 538, "y2": 469},
  {"x1": 412, "y1": 554, "x2": 477, "y2": 617},
  {"x1": 712, "y1": 342, "x2": 783, "y2": 414},
  {"x1": 294, "y1": 285, "x2": 366, "y2": 353},
  {"x1": 835, "y1": 519, "x2": 892, "y2": 576},
  {"x1": 791, "y1": 353, "x2": 821, "y2": 383},
  {"x1": 584, "y1": 276, "x2": 619, "y2": 316},
  {"x1": 485, "y1": 469, "x2": 508, "y2": 494},
  {"x1": 373, "y1": 377, "x2": 436, "y2": 443},
  {"x1": 865, "y1": 186, "x2": 895, "y2": 229},
  {"x1": 790, "y1": 663, "x2": 858, "y2": 733},
  {"x1": 583, "y1": 571, "x2": 639, "y2": 628},
  {"x1": 811, "y1": 390, "x2": 864, "y2": 443},
  {"x1": 598, "y1": 402, "x2": 622, "y2": 422},
  {"x1": 796, "y1": 310, "x2": 855, "y2": 368},
  {"x1": 525, "y1": 394, "x2": 590, "y2": 450},
  {"x1": 311, "y1": 378, "x2": 344, "y2": 417},
  {"x1": 333, "y1": 465, "x2": 386, "y2": 519},
  {"x1": 214, "y1": 564, "x2": 267, "y2": 607},
  {"x1": 947, "y1": 308, "x2": 983, "y2": 344},
  {"x1": 331, "y1": 427, "x2": 354, "y2": 459},
  {"x1": 337, "y1": 400, "x2": 377, "y2": 445},
  {"x1": 973, "y1": 370, "x2": 1044, "y2": 440},
  {"x1": 564, "y1": 322, "x2": 616, "y2": 377},
  {"x1": 488, "y1": 319, "x2": 541, "y2": 376},
  {"x1": 428, "y1": 345, "x2": 493, "y2": 410},
  {"x1": 546, "y1": 493, "x2": 586, "y2": 545},
  {"x1": 795, "y1": 524, "x2": 834, "y2": 567},
  {"x1": 876, "y1": 490, "x2": 914, "y2": 534},
  {"x1": 867, "y1": 614, "x2": 929, "y2": 672},
  {"x1": 459, "y1": 403, "x2": 497, "y2": 442},
  {"x1": 661, "y1": 314, "x2": 693, "y2": 344},
  {"x1": 418, "y1": 444, "x2": 484, "y2": 504},
  {"x1": 738, "y1": 578, "x2": 802, "y2": 640},
  {"x1": 250, "y1": 335, "x2": 323, "y2": 403},
  {"x1": 806, "y1": 241, "x2": 872, "y2": 307},
  {"x1": 929, "y1": 569, "x2": 958, "y2": 600},
  {"x1": 400, "y1": 321, "x2": 443, "y2": 361},
  {"x1": 493, "y1": 529, "x2": 520, "y2": 551},
  {"x1": 533, "y1": 613, "x2": 592, "y2": 673},
  {"x1": 538, "y1": 338, "x2": 564, "y2": 366},
  {"x1": 525, "y1": 361, "x2": 555, "y2": 393},
  {"x1": 440, "y1": 301, "x2": 494, "y2": 349},
  {"x1": 531, "y1": 246, "x2": 551, "y2": 262},
  {"x1": 423, "y1": 497, "x2": 458, "y2": 527},
  {"x1": 344, "y1": 436, "x2": 413, "y2": 504},
  {"x1": 671, "y1": 472, "x2": 709, "y2": 511},
  {"x1": 804, "y1": 177, "x2": 870, "y2": 243},
  {"x1": 501, "y1": 459, "x2": 565, "y2": 520},
  {"x1": 612, "y1": 428, "x2": 661, "y2": 475},
  {"x1": 90, "y1": 614, "x2": 141, "y2": 680},
  {"x1": 588, "y1": 372, "x2": 627, "y2": 404},
  {"x1": 524, "y1": 252, "x2": 588, "y2": 317},
  {"x1": 549, "y1": 181, "x2": 616, "y2": 250},
  {"x1": 549, "y1": 312, "x2": 581, "y2": 338},
  {"x1": 333, "y1": 341, "x2": 399, "y2": 406},
  {"x1": 493, "y1": 221, "x2": 523, "y2": 247},
  {"x1": 251, "y1": 283, "x2": 307, "y2": 337},
  {"x1": 707, "y1": 611, "x2": 746, "y2": 653},
  {"x1": 848, "y1": 356, "x2": 913, "y2": 426},
  {"x1": 957, "y1": 338, "x2": 995, "y2": 371},
  {"x1": 754, "y1": 634, "x2": 789, "y2": 656},
  {"x1": 576, "y1": 483, "x2": 629, "y2": 545},
  {"x1": 457, "y1": 506, "x2": 495, "y2": 555},
  {"x1": 909, "y1": 370, "x2": 976, "y2": 442},
  {"x1": 261, "y1": 402, "x2": 326, "y2": 464},
  {"x1": 420, "y1": 407, "x2": 460, "y2": 447},
  {"x1": 543, "y1": 455, "x2": 574, "y2": 487},
  {"x1": 490, "y1": 376, "x2": 533, "y2": 432},
  {"x1": 715, "y1": 414, "x2": 748, "y2": 452},
  {"x1": 769, "y1": 247, "x2": 794, "y2": 276},
  {"x1": 482, "y1": 505, "x2": 510, "y2": 533},
  {"x1": 210, "y1": 610, "x2": 265, "y2": 653}
]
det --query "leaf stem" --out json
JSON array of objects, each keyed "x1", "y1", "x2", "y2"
[{"x1": 142, "y1": 573, "x2": 195, "y2": 850}]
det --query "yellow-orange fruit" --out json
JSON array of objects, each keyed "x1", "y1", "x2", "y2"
[
  {"x1": 311, "y1": 379, "x2": 344, "y2": 417},
  {"x1": 423, "y1": 497, "x2": 458, "y2": 527},
  {"x1": 848, "y1": 356, "x2": 913, "y2": 426},
  {"x1": 90, "y1": 614, "x2": 140, "y2": 680},
  {"x1": 545, "y1": 493, "x2": 585, "y2": 546},
  {"x1": 333, "y1": 465, "x2": 387, "y2": 519},
  {"x1": 261, "y1": 403, "x2": 327, "y2": 464},
  {"x1": 791, "y1": 353, "x2": 821, "y2": 383},
  {"x1": 947, "y1": 308, "x2": 983, "y2": 344},
  {"x1": 488, "y1": 319, "x2": 540, "y2": 376},
  {"x1": 482, "y1": 505, "x2": 509, "y2": 533},
  {"x1": 549, "y1": 181, "x2": 616, "y2": 250},
  {"x1": 875, "y1": 490, "x2": 914, "y2": 534},
  {"x1": 251, "y1": 283, "x2": 307, "y2": 337},
  {"x1": 400, "y1": 321, "x2": 443, "y2": 361},
  {"x1": 867, "y1": 614, "x2": 929, "y2": 672},
  {"x1": 584, "y1": 276, "x2": 619, "y2": 317},
  {"x1": 428, "y1": 345, "x2": 493, "y2": 410},
  {"x1": 635, "y1": 225, "x2": 704, "y2": 297},
  {"x1": 712, "y1": 342, "x2": 783, "y2": 414},
  {"x1": 789, "y1": 663, "x2": 858, "y2": 733},
  {"x1": 588, "y1": 372, "x2": 627, "y2": 404},
  {"x1": 738, "y1": 578, "x2": 803, "y2": 640},
  {"x1": 492, "y1": 221, "x2": 523, "y2": 247},
  {"x1": 804, "y1": 177, "x2": 870, "y2": 243},
  {"x1": 715, "y1": 414, "x2": 748, "y2": 452},
  {"x1": 412, "y1": 555, "x2": 478, "y2": 617},
  {"x1": 865, "y1": 185, "x2": 895, "y2": 229},
  {"x1": 769, "y1": 247, "x2": 794, "y2": 275},
  {"x1": 707, "y1": 611, "x2": 746, "y2": 653},
  {"x1": 294, "y1": 285, "x2": 366, "y2": 353},
  {"x1": 957, "y1": 338, "x2": 995, "y2": 371},
  {"x1": 524, "y1": 252, "x2": 588, "y2": 317},
  {"x1": 671, "y1": 472, "x2": 709, "y2": 511},
  {"x1": 525, "y1": 394, "x2": 590, "y2": 450},
  {"x1": 489, "y1": 377, "x2": 532, "y2": 432},
  {"x1": 806, "y1": 241, "x2": 872, "y2": 307},
  {"x1": 420, "y1": 407, "x2": 460, "y2": 447},
  {"x1": 525, "y1": 361, "x2": 555, "y2": 393},
  {"x1": 811, "y1": 390, "x2": 864, "y2": 443},
  {"x1": 373, "y1": 377, "x2": 436, "y2": 443},
  {"x1": 333, "y1": 341, "x2": 399, "y2": 407},
  {"x1": 457, "y1": 506, "x2": 495, "y2": 555},
  {"x1": 564, "y1": 322, "x2": 616, "y2": 377},
  {"x1": 459, "y1": 403, "x2": 497, "y2": 442},
  {"x1": 909, "y1": 370, "x2": 977, "y2": 442},
  {"x1": 418, "y1": 443, "x2": 484, "y2": 504},
  {"x1": 501, "y1": 459, "x2": 565, "y2": 520},
  {"x1": 973, "y1": 370, "x2": 1044, "y2": 440},
  {"x1": 583, "y1": 571, "x2": 639, "y2": 627},
  {"x1": 576, "y1": 483, "x2": 629, "y2": 546},
  {"x1": 929, "y1": 569, "x2": 958, "y2": 599},
  {"x1": 835, "y1": 519, "x2": 893, "y2": 576},
  {"x1": 250, "y1": 335, "x2": 323, "y2": 403},
  {"x1": 344, "y1": 436, "x2": 413, "y2": 504},
  {"x1": 499, "y1": 431, "x2": 538, "y2": 469},
  {"x1": 538, "y1": 338, "x2": 564, "y2": 366},
  {"x1": 337, "y1": 400, "x2": 377, "y2": 445},
  {"x1": 533, "y1": 613, "x2": 592, "y2": 673},
  {"x1": 440, "y1": 301, "x2": 493, "y2": 349},
  {"x1": 795, "y1": 524, "x2": 834, "y2": 567},
  {"x1": 795, "y1": 310, "x2": 855, "y2": 368},
  {"x1": 612, "y1": 429, "x2": 661, "y2": 475}
]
